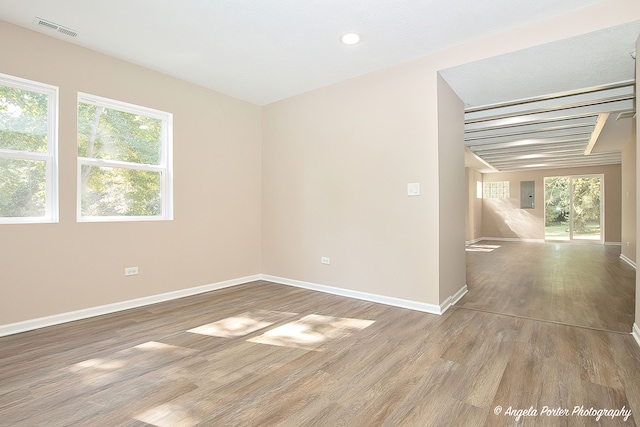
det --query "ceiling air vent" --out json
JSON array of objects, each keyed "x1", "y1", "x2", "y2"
[
  {"x1": 33, "y1": 17, "x2": 78, "y2": 38},
  {"x1": 616, "y1": 111, "x2": 636, "y2": 120}
]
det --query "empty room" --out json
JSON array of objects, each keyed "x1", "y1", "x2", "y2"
[{"x1": 1, "y1": 1, "x2": 640, "y2": 426}]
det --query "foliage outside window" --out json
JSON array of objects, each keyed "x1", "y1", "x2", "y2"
[
  {"x1": 0, "y1": 74, "x2": 58, "y2": 223},
  {"x1": 77, "y1": 93, "x2": 172, "y2": 221},
  {"x1": 544, "y1": 176, "x2": 601, "y2": 233},
  {"x1": 483, "y1": 181, "x2": 509, "y2": 199}
]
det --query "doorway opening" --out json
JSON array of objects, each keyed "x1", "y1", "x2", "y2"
[{"x1": 544, "y1": 175, "x2": 603, "y2": 242}]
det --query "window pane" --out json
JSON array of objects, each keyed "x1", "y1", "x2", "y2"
[
  {"x1": 80, "y1": 165, "x2": 161, "y2": 217},
  {"x1": 78, "y1": 103, "x2": 162, "y2": 165},
  {"x1": 0, "y1": 158, "x2": 46, "y2": 217},
  {"x1": 0, "y1": 86, "x2": 48, "y2": 153}
]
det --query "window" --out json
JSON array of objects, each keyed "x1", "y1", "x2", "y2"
[
  {"x1": 483, "y1": 181, "x2": 510, "y2": 199},
  {"x1": 0, "y1": 74, "x2": 58, "y2": 224},
  {"x1": 476, "y1": 181, "x2": 482, "y2": 199},
  {"x1": 77, "y1": 93, "x2": 172, "y2": 221}
]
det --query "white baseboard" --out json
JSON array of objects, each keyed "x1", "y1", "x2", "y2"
[
  {"x1": 261, "y1": 274, "x2": 446, "y2": 315},
  {"x1": 0, "y1": 272, "x2": 465, "y2": 337},
  {"x1": 479, "y1": 237, "x2": 545, "y2": 243},
  {"x1": 633, "y1": 324, "x2": 640, "y2": 349},
  {"x1": 620, "y1": 254, "x2": 637, "y2": 269},
  {"x1": 0, "y1": 275, "x2": 262, "y2": 338},
  {"x1": 605, "y1": 242, "x2": 622, "y2": 246},
  {"x1": 439, "y1": 285, "x2": 468, "y2": 314},
  {"x1": 465, "y1": 237, "x2": 483, "y2": 245}
]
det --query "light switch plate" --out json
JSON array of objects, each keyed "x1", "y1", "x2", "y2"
[{"x1": 407, "y1": 183, "x2": 420, "y2": 196}]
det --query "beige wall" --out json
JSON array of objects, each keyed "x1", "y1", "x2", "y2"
[
  {"x1": 2, "y1": 0, "x2": 640, "y2": 325},
  {"x1": 438, "y1": 75, "x2": 466, "y2": 302},
  {"x1": 636, "y1": 34, "x2": 640, "y2": 333},
  {"x1": 621, "y1": 139, "x2": 636, "y2": 262},
  {"x1": 0, "y1": 22, "x2": 262, "y2": 325},
  {"x1": 482, "y1": 165, "x2": 621, "y2": 242},
  {"x1": 261, "y1": 61, "x2": 442, "y2": 304},
  {"x1": 465, "y1": 168, "x2": 483, "y2": 242}
]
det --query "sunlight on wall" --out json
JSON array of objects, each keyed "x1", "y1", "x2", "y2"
[{"x1": 484, "y1": 198, "x2": 542, "y2": 239}]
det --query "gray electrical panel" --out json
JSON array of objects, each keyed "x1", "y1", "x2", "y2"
[{"x1": 520, "y1": 181, "x2": 535, "y2": 209}]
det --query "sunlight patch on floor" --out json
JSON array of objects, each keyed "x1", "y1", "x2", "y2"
[
  {"x1": 466, "y1": 244, "x2": 501, "y2": 253},
  {"x1": 134, "y1": 403, "x2": 199, "y2": 427},
  {"x1": 248, "y1": 314, "x2": 375, "y2": 351},
  {"x1": 68, "y1": 341, "x2": 197, "y2": 386},
  {"x1": 71, "y1": 358, "x2": 126, "y2": 371},
  {"x1": 67, "y1": 356, "x2": 129, "y2": 386},
  {"x1": 187, "y1": 310, "x2": 297, "y2": 338}
]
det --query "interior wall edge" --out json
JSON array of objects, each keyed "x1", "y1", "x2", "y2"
[
  {"x1": 440, "y1": 284, "x2": 469, "y2": 314},
  {"x1": 633, "y1": 323, "x2": 640, "y2": 348}
]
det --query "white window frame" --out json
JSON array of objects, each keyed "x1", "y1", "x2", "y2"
[
  {"x1": 0, "y1": 73, "x2": 58, "y2": 224},
  {"x1": 77, "y1": 93, "x2": 173, "y2": 222}
]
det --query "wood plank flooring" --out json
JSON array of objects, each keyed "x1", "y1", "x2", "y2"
[
  {"x1": 463, "y1": 241, "x2": 636, "y2": 333},
  {"x1": 0, "y1": 280, "x2": 639, "y2": 426}
]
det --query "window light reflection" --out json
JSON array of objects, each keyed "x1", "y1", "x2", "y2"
[
  {"x1": 187, "y1": 310, "x2": 297, "y2": 338},
  {"x1": 248, "y1": 314, "x2": 374, "y2": 351},
  {"x1": 465, "y1": 244, "x2": 501, "y2": 252},
  {"x1": 135, "y1": 403, "x2": 198, "y2": 427}
]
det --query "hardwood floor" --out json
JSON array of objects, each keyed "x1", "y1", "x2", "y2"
[
  {"x1": 1, "y1": 280, "x2": 639, "y2": 426},
  {"x1": 463, "y1": 241, "x2": 636, "y2": 333}
]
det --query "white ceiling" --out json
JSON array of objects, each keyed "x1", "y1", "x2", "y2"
[
  {"x1": 0, "y1": 0, "x2": 609, "y2": 106},
  {"x1": 439, "y1": 21, "x2": 640, "y2": 108},
  {"x1": 0, "y1": 1, "x2": 636, "y2": 172}
]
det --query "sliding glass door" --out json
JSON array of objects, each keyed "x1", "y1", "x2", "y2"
[{"x1": 544, "y1": 175, "x2": 603, "y2": 242}]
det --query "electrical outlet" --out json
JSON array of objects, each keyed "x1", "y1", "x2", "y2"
[
  {"x1": 321, "y1": 257, "x2": 330, "y2": 265},
  {"x1": 124, "y1": 267, "x2": 139, "y2": 276}
]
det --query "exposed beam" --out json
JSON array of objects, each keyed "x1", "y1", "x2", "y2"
[{"x1": 584, "y1": 113, "x2": 610, "y2": 155}]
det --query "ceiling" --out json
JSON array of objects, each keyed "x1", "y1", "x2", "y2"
[
  {"x1": 0, "y1": 1, "x2": 637, "y2": 172},
  {"x1": 0, "y1": 0, "x2": 609, "y2": 105},
  {"x1": 441, "y1": 21, "x2": 640, "y2": 173}
]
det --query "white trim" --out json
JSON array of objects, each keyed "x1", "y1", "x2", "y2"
[
  {"x1": 619, "y1": 254, "x2": 636, "y2": 269},
  {"x1": 76, "y1": 92, "x2": 173, "y2": 222},
  {"x1": 465, "y1": 237, "x2": 483, "y2": 245},
  {"x1": 0, "y1": 274, "x2": 468, "y2": 337},
  {"x1": 605, "y1": 242, "x2": 622, "y2": 246},
  {"x1": 0, "y1": 275, "x2": 261, "y2": 338},
  {"x1": 633, "y1": 323, "x2": 640, "y2": 349},
  {"x1": 77, "y1": 92, "x2": 169, "y2": 120},
  {"x1": 439, "y1": 285, "x2": 468, "y2": 314},
  {"x1": 478, "y1": 237, "x2": 545, "y2": 243},
  {"x1": 261, "y1": 274, "x2": 444, "y2": 314},
  {"x1": 0, "y1": 73, "x2": 59, "y2": 224}
]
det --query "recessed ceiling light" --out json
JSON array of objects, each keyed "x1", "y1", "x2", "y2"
[{"x1": 340, "y1": 32, "x2": 361, "y2": 45}]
